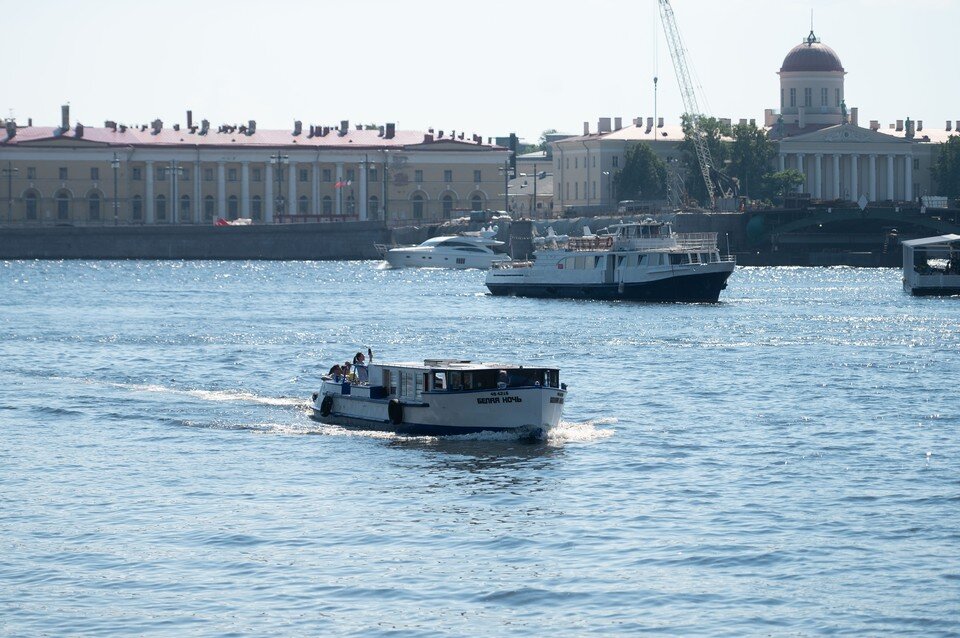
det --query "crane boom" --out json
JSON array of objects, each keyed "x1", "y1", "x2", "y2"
[{"x1": 658, "y1": 0, "x2": 717, "y2": 207}]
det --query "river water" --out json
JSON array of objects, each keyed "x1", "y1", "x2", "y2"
[{"x1": 2, "y1": 261, "x2": 958, "y2": 636}]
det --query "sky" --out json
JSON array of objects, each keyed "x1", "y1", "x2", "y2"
[{"x1": 3, "y1": 0, "x2": 958, "y2": 143}]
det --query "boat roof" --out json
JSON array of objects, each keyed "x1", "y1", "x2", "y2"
[
  {"x1": 419, "y1": 235, "x2": 501, "y2": 245},
  {"x1": 374, "y1": 359, "x2": 556, "y2": 371},
  {"x1": 902, "y1": 234, "x2": 960, "y2": 247}
]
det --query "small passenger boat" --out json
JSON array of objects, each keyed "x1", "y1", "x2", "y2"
[
  {"x1": 310, "y1": 358, "x2": 566, "y2": 438},
  {"x1": 485, "y1": 220, "x2": 735, "y2": 302},
  {"x1": 902, "y1": 234, "x2": 960, "y2": 296},
  {"x1": 377, "y1": 227, "x2": 511, "y2": 270}
]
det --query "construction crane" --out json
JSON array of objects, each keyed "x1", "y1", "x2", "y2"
[{"x1": 658, "y1": 0, "x2": 724, "y2": 208}]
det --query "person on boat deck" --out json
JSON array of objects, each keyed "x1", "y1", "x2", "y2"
[
  {"x1": 342, "y1": 362, "x2": 357, "y2": 384},
  {"x1": 328, "y1": 364, "x2": 342, "y2": 381},
  {"x1": 353, "y1": 351, "x2": 366, "y2": 366}
]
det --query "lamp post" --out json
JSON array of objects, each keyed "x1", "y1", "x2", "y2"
[
  {"x1": 602, "y1": 170, "x2": 612, "y2": 209},
  {"x1": 2, "y1": 162, "x2": 18, "y2": 224},
  {"x1": 270, "y1": 153, "x2": 289, "y2": 223},
  {"x1": 532, "y1": 162, "x2": 538, "y2": 218},
  {"x1": 110, "y1": 153, "x2": 120, "y2": 225},
  {"x1": 498, "y1": 160, "x2": 510, "y2": 213},
  {"x1": 163, "y1": 160, "x2": 185, "y2": 223}
]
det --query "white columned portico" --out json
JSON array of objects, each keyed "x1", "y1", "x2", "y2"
[
  {"x1": 169, "y1": 162, "x2": 176, "y2": 223},
  {"x1": 904, "y1": 155, "x2": 913, "y2": 202},
  {"x1": 240, "y1": 161, "x2": 250, "y2": 218},
  {"x1": 869, "y1": 154, "x2": 877, "y2": 202},
  {"x1": 145, "y1": 161, "x2": 155, "y2": 224},
  {"x1": 814, "y1": 153, "x2": 822, "y2": 199},
  {"x1": 832, "y1": 153, "x2": 841, "y2": 199},
  {"x1": 778, "y1": 154, "x2": 785, "y2": 172},
  {"x1": 287, "y1": 160, "x2": 298, "y2": 217},
  {"x1": 194, "y1": 160, "x2": 202, "y2": 223},
  {"x1": 217, "y1": 161, "x2": 226, "y2": 218},
  {"x1": 850, "y1": 154, "x2": 859, "y2": 201},
  {"x1": 796, "y1": 153, "x2": 805, "y2": 192},
  {"x1": 264, "y1": 162, "x2": 274, "y2": 223},
  {"x1": 359, "y1": 159, "x2": 368, "y2": 221},
  {"x1": 311, "y1": 163, "x2": 320, "y2": 215},
  {"x1": 335, "y1": 162, "x2": 344, "y2": 216},
  {"x1": 886, "y1": 155, "x2": 895, "y2": 200}
]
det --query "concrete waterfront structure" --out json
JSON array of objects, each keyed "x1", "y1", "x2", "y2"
[
  {"x1": 0, "y1": 108, "x2": 509, "y2": 226},
  {"x1": 552, "y1": 29, "x2": 958, "y2": 212}
]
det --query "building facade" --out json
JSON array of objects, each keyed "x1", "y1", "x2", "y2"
[{"x1": 0, "y1": 109, "x2": 509, "y2": 226}]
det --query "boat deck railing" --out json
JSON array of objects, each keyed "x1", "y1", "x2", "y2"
[{"x1": 674, "y1": 232, "x2": 719, "y2": 251}]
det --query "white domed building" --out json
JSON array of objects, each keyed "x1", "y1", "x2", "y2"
[{"x1": 769, "y1": 30, "x2": 955, "y2": 203}]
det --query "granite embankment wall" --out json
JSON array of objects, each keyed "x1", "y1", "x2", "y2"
[{"x1": 0, "y1": 222, "x2": 389, "y2": 260}]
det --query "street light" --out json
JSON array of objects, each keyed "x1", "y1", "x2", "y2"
[
  {"x1": 602, "y1": 170, "x2": 612, "y2": 209},
  {"x1": 2, "y1": 161, "x2": 19, "y2": 224},
  {"x1": 163, "y1": 160, "x2": 185, "y2": 223},
  {"x1": 110, "y1": 153, "x2": 120, "y2": 225},
  {"x1": 498, "y1": 160, "x2": 511, "y2": 214},
  {"x1": 270, "y1": 153, "x2": 289, "y2": 223}
]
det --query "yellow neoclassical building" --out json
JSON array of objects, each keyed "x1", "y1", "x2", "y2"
[{"x1": 0, "y1": 107, "x2": 510, "y2": 226}]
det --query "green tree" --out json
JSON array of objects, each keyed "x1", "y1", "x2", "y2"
[
  {"x1": 931, "y1": 136, "x2": 960, "y2": 199},
  {"x1": 729, "y1": 122, "x2": 776, "y2": 199},
  {"x1": 538, "y1": 129, "x2": 558, "y2": 152},
  {"x1": 678, "y1": 115, "x2": 730, "y2": 205},
  {"x1": 613, "y1": 142, "x2": 667, "y2": 201},
  {"x1": 763, "y1": 170, "x2": 805, "y2": 200}
]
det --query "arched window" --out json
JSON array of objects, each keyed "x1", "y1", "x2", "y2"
[
  {"x1": 204, "y1": 195, "x2": 215, "y2": 221},
  {"x1": 412, "y1": 194, "x2": 424, "y2": 219},
  {"x1": 156, "y1": 194, "x2": 167, "y2": 221},
  {"x1": 251, "y1": 195, "x2": 262, "y2": 220},
  {"x1": 131, "y1": 195, "x2": 143, "y2": 221},
  {"x1": 24, "y1": 191, "x2": 39, "y2": 220},
  {"x1": 471, "y1": 194, "x2": 483, "y2": 211},
  {"x1": 56, "y1": 190, "x2": 71, "y2": 221},
  {"x1": 228, "y1": 195, "x2": 239, "y2": 219},
  {"x1": 87, "y1": 192, "x2": 101, "y2": 221},
  {"x1": 322, "y1": 196, "x2": 332, "y2": 215},
  {"x1": 180, "y1": 195, "x2": 191, "y2": 222},
  {"x1": 298, "y1": 195, "x2": 309, "y2": 215},
  {"x1": 368, "y1": 195, "x2": 379, "y2": 217},
  {"x1": 441, "y1": 194, "x2": 454, "y2": 218}
]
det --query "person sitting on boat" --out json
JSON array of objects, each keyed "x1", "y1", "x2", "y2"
[
  {"x1": 353, "y1": 351, "x2": 366, "y2": 366},
  {"x1": 328, "y1": 363, "x2": 342, "y2": 381},
  {"x1": 342, "y1": 362, "x2": 357, "y2": 384}
]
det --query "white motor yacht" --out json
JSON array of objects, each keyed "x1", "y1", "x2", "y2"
[
  {"x1": 485, "y1": 220, "x2": 735, "y2": 302},
  {"x1": 379, "y1": 227, "x2": 511, "y2": 269},
  {"x1": 311, "y1": 358, "x2": 566, "y2": 438}
]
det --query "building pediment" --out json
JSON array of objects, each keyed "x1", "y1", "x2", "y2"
[
  {"x1": 784, "y1": 123, "x2": 911, "y2": 145},
  {"x1": 11, "y1": 135, "x2": 111, "y2": 148}
]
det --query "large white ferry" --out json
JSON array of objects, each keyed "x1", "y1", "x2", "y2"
[
  {"x1": 310, "y1": 359, "x2": 566, "y2": 437},
  {"x1": 485, "y1": 220, "x2": 735, "y2": 302},
  {"x1": 377, "y1": 227, "x2": 511, "y2": 270}
]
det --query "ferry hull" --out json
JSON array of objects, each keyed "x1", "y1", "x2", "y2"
[{"x1": 487, "y1": 269, "x2": 733, "y2": 303}]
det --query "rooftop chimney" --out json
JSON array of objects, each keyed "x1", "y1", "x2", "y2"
[
  {"x1": 340, "y1": 120, "x2": 349, "y2": 135},
  {"x1": 307, "y1": 125, "x2": 315, "y2": 138},
  {"x1": 896, "y1": 119, "x2": 904, "y2": 132},
  {"x1": 104, "y1": 120, "x2": 117, "y2": 131},
  {"x1": 956, "y1": 120, "x2": 959, "y2": 132},
  {"x1": 614, "y1": 117, "x2": 622, "y2": 130},
  {"x1": 583, "y1": 121, "x2": 589, "y2": 135},
  {"x1": 61, "y1": 104, "x2": 69, "y2": 130},
  {"x1": 385, "y1": 122, "x2": 396, "y2": 139},
  {"x1": 293, "y1": 120, "x2": 302, "y2": 136},
  {"x1": 870, "y1": 120, "x2": 880, "y2": 131},
  {"x1": 75, "y1": 123, "x2": 84, "y2": 138},
  {"x1": 850, "y1": 107, "x2": 858, "y2": 127},
  {"x1": 646, "y1": 117, "x2": 653, "y2": 133},
  {"x1": 906, "y1": 119, "x2": 915, "y2": 139},
  {"x1": 247, "y1": 120, "x2": 256, "y2": 135},
  {"x1": 658, "y1": 117, "x2": 664, "y2": 128},
  {"x1": 5, "y1": 121, "x2": 15, "y2": 139},
  {"x1": 598, "y1": 117, "x2": 611, "y2": 133},
  {"x1": 151, "y1": 119, "x2": 163, "y2": 134},
  {"x1": 948, "y1": 121, "x2": 954, "y2": 131},
  {"x1": 917, "y1": 120, "x2": 923, "y2": 132},
  {"x1": 200, "y1": 119, "x2": 209, "y2": 135},
  {"x1": 186, "y1": 110, "x2": 193, "y2": 129}
]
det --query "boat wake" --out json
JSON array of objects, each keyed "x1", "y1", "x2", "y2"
[{"x1": 109, "y1": 382, "x2": 307, "y2": 408}]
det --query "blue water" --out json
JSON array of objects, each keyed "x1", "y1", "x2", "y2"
[{"x1": 2, "y1": 261, "x2": 958, "y2": 636}]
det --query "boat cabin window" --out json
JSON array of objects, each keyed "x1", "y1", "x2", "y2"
[
  {"x1": 433, "y1": 372, "x2": 446, "y2": 390},
  {"x1": 669, "y1": 253, "x2": 686, "y2": 265},
  {"x1": 382, "y1": 369, "x2": 397, "y2": 395}
]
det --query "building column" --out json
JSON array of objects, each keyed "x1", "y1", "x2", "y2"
[
  {"x1": 217, "y1": 161, "x2": 226, "y2": 219},
  {"x1": 778, "y1": 153, "x2": 785, "y2": 172},
  {"x1": 796, "y1": 153, "x2": 805, "y2": 192},
  {"x1": 169, "y1": 162, "x2": 177, "y2": 223},
  {"x1": 905, "y1": 155, "x2": 914, "y2": 202},
  {"x1": 869, "y1": 154, "x2": 877, "y2": 202},
  {"x1": 850, "y1": 154, "x2": 859, "y2": 202},
  {"x1": 359, "y1": 159, "x2": 368, "y2": 221},
  {"x1": 814, "y1": 154, "x2": 822, "y2": 199},
  {"x1": 194, "y1": 160, "x2": 202, "y2": 223},
  {"x1": 240, "y1": 161, "x2": 250, "y2": 218},
  {"x1": 311, "y1": 163, "x2": 320, "y2": 216},
  {"x1": 145, "y1": 161, "x2": 155, "y2": 224},
  {"x1": 832, "y1": 153, "x2": 841, "y2": 199},
  {"x1": 335, "y1": 162, "x2": 344, "y2": 216},
  {"x1": 886, "y1": 154, "x2": 895, "y2": 200},
  {"x1": 264, "y1": 162, "x2": 274, "y2": 223},
  {"x1": 288, "y1": 160, "x2": 298, "y2": 216}
]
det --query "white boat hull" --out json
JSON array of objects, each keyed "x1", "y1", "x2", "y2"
[{"x1": 385, "y1": 248, "x2": 510, "y2": 270}]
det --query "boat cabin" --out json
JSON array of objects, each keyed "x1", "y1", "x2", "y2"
[{"x1": 361, "y1": 359, "x2": 561, "y2": 402}]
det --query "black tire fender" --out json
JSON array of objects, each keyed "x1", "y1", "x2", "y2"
[
  {"x1": 320, "y1": 395, "x2": 333, "y2": 417},
  {"x1": 387, "y1": 399, "x2": 403, "y2": 425}
]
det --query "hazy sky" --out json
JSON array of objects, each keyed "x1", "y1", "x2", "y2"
[{"x1": 3, "y1": 0, "x2": 957, "y2": 143}]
